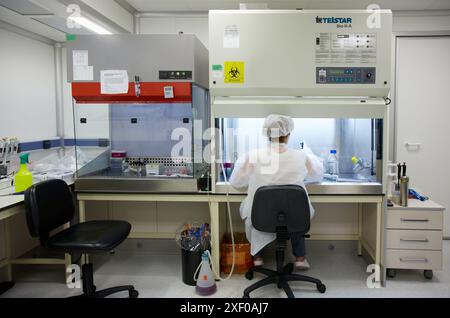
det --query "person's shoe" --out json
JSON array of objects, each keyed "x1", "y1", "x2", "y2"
[
  {"x1": 253, "y1": 257, "x2": 264, "y2": 267},
  {"x1": 295, "y1": 258, "x2": 310, "y2": 271}
]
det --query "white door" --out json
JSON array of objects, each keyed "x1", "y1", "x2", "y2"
[{"x1": 396, "y1": 36, "x2": 450, "y2": 237}]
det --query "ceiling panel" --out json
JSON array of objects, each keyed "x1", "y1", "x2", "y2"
[
  {"x1": 32, "y1": 16, "x2": 94, "y2": 35},
  {"x1": 126, "y1": 0, "x2": 450, "y2": 12},
  {"x1": 0, "y1": 0, "x2": 52, "y2": 15}
]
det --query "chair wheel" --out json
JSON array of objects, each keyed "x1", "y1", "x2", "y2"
[
  {"x1": 129, "y1": 289, "x2": 139, "y2": 298},
  {"x1": 245, "y1": 271, "x2": 254, "y2": 280},
  {"x1": 317, "y1": 283, "x2": 326, "y2": 293},
  {"x1": 424, "y1": 270, "x2": 433, "y2": 280}
]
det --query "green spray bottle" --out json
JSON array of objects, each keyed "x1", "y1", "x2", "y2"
[{"x1": 14, "y1": 153, "x2": 33, "y2": 193}]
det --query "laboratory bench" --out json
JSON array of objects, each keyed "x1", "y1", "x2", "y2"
[
  {"x1": 1, "y1": 180, "x2": 385, "y2": 286},
  {"x1": 75, "y1": 182, "x2": 385, "y2": 283},
  {"x1": 0, "y1": 186, "x2": 72, "y2": 283}
]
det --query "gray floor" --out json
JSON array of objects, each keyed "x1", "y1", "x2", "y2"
[{"x1": 1, "y1": 240, "x2": 449, "y2": 298}]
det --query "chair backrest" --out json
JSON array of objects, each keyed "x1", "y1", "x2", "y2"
[
  {"x1": 251, "y1": 185, "x2": 310, "y2": 234},
  {"x1": 24, "y1": 179, "x2": 74, "y2": 242}
]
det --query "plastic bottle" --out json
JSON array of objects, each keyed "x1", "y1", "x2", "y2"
[
  {"x1": 327, "y1": 150, "x2": 339, "y2": 175},
  {"x1": 195, "y1": 251, "x2": 217, "y2": 296},
  {"x1": 14, "y1": 153, "x2": 33, "y2": 193}
]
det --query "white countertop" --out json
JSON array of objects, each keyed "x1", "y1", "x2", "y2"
[
  {"x1": 389, "y1": 198, "x2": 445, "y2": 211},
  {"x1": 0, "y1": 179, "x2": 74, "y2": 211},
  {"x1": 0, "y1": 186, "x2": 24, "y2": 211}
]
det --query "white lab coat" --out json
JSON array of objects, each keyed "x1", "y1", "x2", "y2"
[{"x1": 229, "y1": 143, "x2": 324, "y2": 256}]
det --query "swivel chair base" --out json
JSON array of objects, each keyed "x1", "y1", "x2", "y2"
[
  {"x1": 243, "y1": 263, "x2": 326, "y2": 298},
  {"x1": 70, "y1": 263, "x2": 138, "y2": 298}
]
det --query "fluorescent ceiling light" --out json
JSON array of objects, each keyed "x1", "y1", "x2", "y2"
[{"x1": 68, "y1": 17, "x2": 112, "y2": 35}]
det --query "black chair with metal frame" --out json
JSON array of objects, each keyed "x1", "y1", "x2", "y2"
[
  {"x1": 243, "y1": 185, "x2": 326, "y2": 298},
  {"x1": 24, "y1": 179, "x2": 138, "y2": 298}
]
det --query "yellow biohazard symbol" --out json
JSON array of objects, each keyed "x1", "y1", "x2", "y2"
[{"x1": 224, "y1": 61, "x2": 244, "y2": 84}]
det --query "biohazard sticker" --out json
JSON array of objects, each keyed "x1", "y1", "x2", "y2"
[{"x1": 224, "y1": 61, "x2": 244, "y2": 84}]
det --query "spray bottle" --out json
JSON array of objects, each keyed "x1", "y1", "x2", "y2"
[
  {"x1": 195, "y1": 251, "x2": 217, "y2": 296},
  {"x1": 14, "y1": 153, "x2": 32, "y2": 193}
]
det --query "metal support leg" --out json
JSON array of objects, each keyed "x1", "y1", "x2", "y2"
[
  {"x1": 357, "y1": 203, "x2": 363, "y2": 256},
  {"x1": 4, "y1": 219, "x2": 12, "y2": 281},
  {"x1": 376, "y1": 202, "x2": 383, "y2": 284},
  {"x1": 78, "y1": 200, "x2": 88, "y2": 265},
  {"x1": 63, "y1": 222, "x2": 72, "y2": 281},
  {"x1": 209, "y1": 201, "x2": 220, "y2": 276}
]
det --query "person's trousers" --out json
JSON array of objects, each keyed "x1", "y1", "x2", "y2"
[{"x1": 255, "y1": 232, "x2": 306, "y2": 258}]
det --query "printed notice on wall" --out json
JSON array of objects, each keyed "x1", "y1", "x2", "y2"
[
  {"x1": 100, "y1": 70, "x2": 129, "y2": 94},
  {"x1": 73, "y1": 50, "x2": 88, "y2": 66},
  {"x1": 315, "y1": 33, "x2": 377, "y2": 65},
  {"x1": 74, "y1": 66, "x2": 93, "y2": 81},
  {"x1": 224, "y1": 25, "x2": 239, "y2": 48}
]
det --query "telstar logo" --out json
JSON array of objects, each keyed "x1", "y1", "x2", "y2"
[{"x1": 316, "y1": 16, "x2": 352, "y2": 24}]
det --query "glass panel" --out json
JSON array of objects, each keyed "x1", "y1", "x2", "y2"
[
  {"x1": 73, "y1": 101, "x2": 201, "y2": 179},
  {"x1": 192, "y1": 85, "x2": 210, "y2": 178},
  {"x1": 218, "y1": 118, "x2": 381, "y2": 183}
]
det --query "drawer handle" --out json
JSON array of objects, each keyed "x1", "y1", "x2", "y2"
[
  {"x1": 400, "y1": 218, "x2": 429, "y2": 222},
  {"x1": 400, "y1": 238, "x2": 429, "y2": 242},
  {"x1": 400, "y1": 257, "x2": 428, "y2": 263}
]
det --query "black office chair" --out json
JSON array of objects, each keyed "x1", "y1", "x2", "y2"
[
  {"x1": 243, "y1": 185, "x2": 326, "y2": 298},
  {"x1": 24, "y1": 179, "x2": 138, "y2": 298}
]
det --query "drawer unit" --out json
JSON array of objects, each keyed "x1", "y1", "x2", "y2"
[
  {"x1": 386, "y1": 229, "x2": 442, "y2": 250},
  {"x1": 385, "y1": 199, "x2": 444, "y2": 280},
  {"x1": 386, "y1": 210, "x2": 443, "y2": 230},
  {"x1": 385, "y1": 249, "x2": 442, "y2": 270}
]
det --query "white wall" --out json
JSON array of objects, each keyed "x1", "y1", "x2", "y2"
[
  {"x1": 393, "y1": 13, "x2": 450, "y2": 32},
  {"x1": 139, "y1": 12, "x2": 450, "y2": 49},
  {"x1": 0, "y1": 27, "x2": 57, "y2": 141},
  {"x1": 139, "y1": 15, "x2": 209, "y2": 47}
]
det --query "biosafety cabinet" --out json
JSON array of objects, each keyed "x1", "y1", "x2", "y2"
[
  {"x1": 208, "y1": 10, "x2": 392, "y2": 194},
  {"x1": 66, "y1": 35, "x2": 210, "y2": 193}
]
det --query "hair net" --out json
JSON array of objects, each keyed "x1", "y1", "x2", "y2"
[{"x1": 262, "y1": 114, "x2": 294, "y2": 138}]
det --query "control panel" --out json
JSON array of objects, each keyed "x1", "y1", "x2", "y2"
[
  {"x1": 316, "y1": 67, "x2": 376, "y2": 84},
  {"x1": 159, "y1": 70, "x2": 192, "y2": 80}
]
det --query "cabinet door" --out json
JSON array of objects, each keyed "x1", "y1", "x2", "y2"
[{"x1": 395, "y1": 37, "x2": 450, "y2": 236}]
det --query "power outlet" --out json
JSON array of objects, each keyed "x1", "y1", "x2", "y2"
[{"x1": 137, "y1": 242, "x2": 143, "y2": 249}]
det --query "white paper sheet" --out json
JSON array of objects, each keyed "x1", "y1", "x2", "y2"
[
  {"x1": 73, "y1": 66, "x2": 93, "y2": 81},
  {"x1": 100, "y1": 70, "x2": 129, "y2": 94},
  {"x1": 224, "y1": 25, "x2": 239, "y2": 48},
  {"x1": 73, "y1": 50, "x2": 89, "y2": 66}
]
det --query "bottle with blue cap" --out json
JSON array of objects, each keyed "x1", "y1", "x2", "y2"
[{"x1": 327, "y1": 150, "x2": 339, "y2": 176}]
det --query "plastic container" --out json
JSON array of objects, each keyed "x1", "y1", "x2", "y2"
[
  {"x1": 195, "y1": 252, "x2": 217, "y2": 296},
  {"x1": 220, "y1": 233, "x2": 253, "y2": 274},
  {"x1": 327, "y1": 150, "x2": 339, "y2": 175},
  {"x1": 14, "y1": 153, "x2": 33, "y2": 193}
]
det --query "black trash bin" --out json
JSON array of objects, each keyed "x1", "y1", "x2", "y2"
[{"x1": 181, "y1": 249, "x2": 203, "y2": 286}]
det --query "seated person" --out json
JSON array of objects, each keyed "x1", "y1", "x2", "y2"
[{"x1": 229, "y1": 114, "x2": 323, "y2": 270}]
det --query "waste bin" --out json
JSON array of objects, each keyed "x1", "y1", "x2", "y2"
[
  {"x1": 176, "y1": 222, "x2": 211, "y2": 286},
  {"x1": 181, "y1": 248, "x2": 203, "y2": 286}
]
